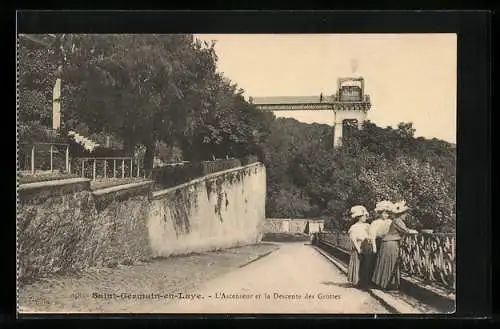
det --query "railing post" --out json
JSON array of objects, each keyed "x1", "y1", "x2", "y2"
[
  {"x1": 104, "y1": 160, "x2": 107, "y2": 179},
  {"x1": 93, "y1": 159, "x2": 96, "y2": 180},
  {"x1": 136, "y1": 159, "x2": 139, "y2": 177},
  {"x1": 121, "y1": 159, "x2": 125, "y2": 178},
  {"x1": 31, "y1": 144, "x2": 35, "y2": 174},
  {"x1": 130, "y1": 159, "x2": 133, "y2": 178},
  {"x1": 113, "y1": 159, "x2": 116, "y2": 178},
  {"x1": 65, "y1": 145, "x2": 69, "y2": 173},
  {"x1": 49, "y1": 145, "x2": 53, "y2": 172}
]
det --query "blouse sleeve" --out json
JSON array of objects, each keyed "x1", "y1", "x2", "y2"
[
  {"x1": 392, "y1": 217, "x2": 412, "y2": 234},
  {"x1": 348, "y1": 225, "x2": 356, "y2": 240}
]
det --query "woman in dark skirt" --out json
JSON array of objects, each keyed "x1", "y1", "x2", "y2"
[
  {"x1": 368, "y1": 200, "x2": 394, "y2": 279},
  {"x1": 371, "y1": 201, "x2": 418, "y2": 290},
  {"x1": 347, "y1": 205, "x2": 373, "y2": 288}
]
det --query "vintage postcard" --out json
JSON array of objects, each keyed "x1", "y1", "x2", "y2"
[{"x1": 17, "y1": 32, "x2": 456, "y2": 315}]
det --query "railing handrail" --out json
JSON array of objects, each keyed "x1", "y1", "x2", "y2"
[
  {"x1": 21, "y1": 142, "x2": 70, "y2": 146},
  {"x1": 318, "y1": 230, "x2": 455, "y2": 237},
  {"x1": 316, "y1": 229, "x2": 456, "y2": 292},
  {"x1": 152, "y1": 161, "x2": 191, "y2": 168},
  {"x1": 74, "y1": 157, "x2": 136, "y2": 160}
]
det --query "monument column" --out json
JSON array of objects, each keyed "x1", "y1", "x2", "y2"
[
  {"x1": 333, "y1": 120, "x2": 343, "y2": 148},
  {"x1": 52, "y1": 65, "x2": 63, "y2": 132},
  {"x1": 52, "y1": 78, "x2": 61, "y2": 131}
]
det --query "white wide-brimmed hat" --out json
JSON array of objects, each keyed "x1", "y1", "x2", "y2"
[
  {"x1": 374, "y1": 200, "x2": 394, "y2": 213},
  {"x1": 350, "y1": 205, "x2": 369, "y2": 219},
  {"x1": 391, "y1": 200, "x2": 410, "y2": 214}
]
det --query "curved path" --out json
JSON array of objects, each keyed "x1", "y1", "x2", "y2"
[{"x1": 163, "y1": 242, "x2": 390, "y2": 314}]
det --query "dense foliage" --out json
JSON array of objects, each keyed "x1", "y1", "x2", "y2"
[
  {"x1": 19, "y1": 34, "x2": 455, "y2": 232},
  {"x1": 18, "y1": 34, "x2": 274, "y2": 169},
  {"x1": 263, "y1": 119, "x2": 456, "y2": 232},
  {"x1": 18, "y1": 35, "x2": 60, "y2": 144}
]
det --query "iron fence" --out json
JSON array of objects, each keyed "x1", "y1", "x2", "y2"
[
  {"x1": 72, "y1": 157, "x2": 145, "y2": 180},
  {"x1": 18, "y1": 142, "x2": 70, "y2": 174},
  {"x1": 317, "y1": 230, "x2": 456, "y2": 291}
]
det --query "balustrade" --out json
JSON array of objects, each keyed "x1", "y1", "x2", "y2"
[
  {"x1": 317, "y1": 230, "x2": 456, "y2": 291},
  {"x1": 73, "y1": 157, "x2": 145, "y2": 180},
  {"x1": 400, "y1": 233, "x2": 456, "y2": 290},
  {"x1": 18, "y1": 142, "x2": 70, "y2": 174}
]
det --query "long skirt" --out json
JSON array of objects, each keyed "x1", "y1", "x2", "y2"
[
  {"x1": 348, "y1": 241, "x2": 374, "y2": 288},
  {"x1": 368, "y1": 238, "x2": 383, "y2": 279},
  {"x1": 371, "y1": 240, "x2": 400, "y2": 290},
  {"x1": 375, "y1": 238, "x2": 383, "y2": 254},
  {"x1": 347, "y1": 249, "x2": 361, "y2": 285}
]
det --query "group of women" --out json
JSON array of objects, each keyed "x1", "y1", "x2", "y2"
[{"x1": 347, "y1": 200, "x2": 418, "y2": 290}]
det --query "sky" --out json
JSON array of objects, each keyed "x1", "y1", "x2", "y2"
[{"x1": 195, "y1": 34, "x2": 457, "y2": 143}]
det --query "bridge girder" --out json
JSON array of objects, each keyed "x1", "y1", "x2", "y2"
[{"x1": 255, "y1": 102, "x2": 371, "y2": 112}]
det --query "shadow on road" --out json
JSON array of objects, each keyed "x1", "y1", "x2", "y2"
[{"x1": 320, "y1": 281, "x2": 353, "y2": 288}]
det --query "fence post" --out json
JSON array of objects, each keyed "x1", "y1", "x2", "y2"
[
  {"x1": 31, "y1": 144, "x2": 35, "y2": 174},
  {"x1": 104, "y1": 160, "x2": 107, "y2": 179},
  {"x1": 81, "y1": 160, "x2": 85, "y2": 178},
  {"x1": 113, "y1": 159, "x2": 116, "y2": 178},
  {"x1": 121, "y1": 159, "x2": 125, "y2": 178},
  {"x1": 130, "y1": 159, "x2": 133, "y2": 178},
  {"x1": 93, "y1": 159, "x2": 96, "y2": 180},
  {"x1": 50, "y1": 145, "x2": 53, "y2": 172},
  {"x1": 65, "y1": 145, "x2": 69, "y2": 173},
  {"x1": 136, "y1": 159, "x2": 140, "y2": 177}
]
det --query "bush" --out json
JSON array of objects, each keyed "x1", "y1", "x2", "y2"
[
  {"x1": 150, "y1": 156, "x2": 255, "y2": 190},
  {"x1": 241, "y1": 154, "x2": 259, "y2": 166},
  {"x1": 358, "y1": 156, "x2": 455, "y2": 231},
  {"x1": 151, "y1": 162, "x2": 204, "y2": 189},
  {"x1": 263, "y1": 119, "x2": 456, "y2": 233},
  {"x1": 201, "y1": 158, "x2": 242, "y2": 175}
]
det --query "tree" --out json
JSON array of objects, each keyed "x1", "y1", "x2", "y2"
[
  {"x1": 18, "y1": 34, "x2": 60, "y2": 143},
  {"x1": 263, "y1": 117, "x2": 456, "y2": 232},
  {"x1": 186, "y1": 76, "x2": 274, "y2": 161},
  {"x1": 60, "y1": 34, "x2": 219, "y2": 168},
  {"x1": 358, "y1": 156, "x2": 455, "y2": 231},
  {"x1": 396, "y1": 122, "x2": 416, "y2": 139},
  {"x1": 266, "y1": 185, "x2": 311, "y2": 218}
]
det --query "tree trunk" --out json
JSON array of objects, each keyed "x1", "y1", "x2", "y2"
[
  {"x1": 180, "y1": 139, "x2": 193, "y2": 161},
  {"x1": 123, "y1": 138, "x2": 135, "y2": 156},
  {"x1": 143, "y1": 141, "x2": 155, "y2": 178}
]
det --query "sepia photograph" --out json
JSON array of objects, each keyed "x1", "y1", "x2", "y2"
[{"x1": 17, "y1": 32, "x2": 456, "y2": 315}]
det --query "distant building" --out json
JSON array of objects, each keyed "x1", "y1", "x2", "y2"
[
  {"x1": 264, "y1": 218, "x2": 325, "y2": 234},
  {"x1": 251, "y1": 76, "x2": 372, "y2": 148}
]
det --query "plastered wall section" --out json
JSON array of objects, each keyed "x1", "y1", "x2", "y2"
[{"x1": 17, "y1": 163, "x2": 266, "y2": 282}]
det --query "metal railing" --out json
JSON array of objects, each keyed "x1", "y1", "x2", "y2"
[
  {"x1": 399, "y1": 232, "x2": 456, "y2": 291},
  {"x1": 19, "y1": 142, "x2": 70, "y2": 174},
  {"x1": 73, "y1": 157, "x2": 145, "y2": 181},
  {"x1": 316, "y1": 230, "x2": 456, "y2": 292},
  {"x1": 332, "y1": 94, "x2": 371, "y2": 103}
]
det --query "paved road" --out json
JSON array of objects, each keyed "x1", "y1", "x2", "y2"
[
  {"x1": 162, "y1": 242, "x2": 390, "y2": 314},
  {"x1": 19, "y1": 243, "x2": 390, "y2": 314}
]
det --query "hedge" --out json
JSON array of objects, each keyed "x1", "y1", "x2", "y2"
[{"x1": 151, "y1": 157, "x2": 259, "y2": 190}]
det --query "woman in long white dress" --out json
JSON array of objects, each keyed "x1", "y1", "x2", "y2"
[{"x1": 347, "y1": 205, "x2": 372, "y2": 288}]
